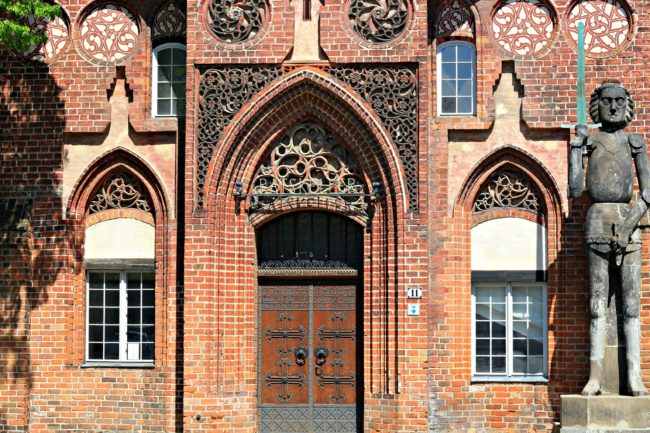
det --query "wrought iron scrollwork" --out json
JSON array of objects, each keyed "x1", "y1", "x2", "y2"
[
  {"x1": 197, "y1": 66, "x2": 281, "y2": 208},
  {"x1": 88, "y1": 172, "x2": 151, "y2": 214},
  {"x1": 348, "y1": 0, "x2": 409, "y2": 43},
  {"x1": 316, "y1": 312, "x2": 356, "y2": 403},
  {"x1": 250, "y1": 122, "x2": 368, "y2": 215},
  {"x1": 473, "y1": 169, "x2": 543, "y2": 214},
  {"x1": 264, "y1": 312, "x2": 307, "y2": 402},
  {"x1": 330, "y1": 65, "x2": 418, "y2": 211},
  {"x1": 207, "y1": 0, "x2": 266, "y2": 43}
]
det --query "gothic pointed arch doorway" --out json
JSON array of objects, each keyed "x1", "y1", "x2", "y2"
[{"x1": 256, "y1": 211, "x2": 364, "y2": 433}]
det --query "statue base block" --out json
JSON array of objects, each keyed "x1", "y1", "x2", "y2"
[{"x1": 561, "y1": 395, "x2": 650, "y2": 432}]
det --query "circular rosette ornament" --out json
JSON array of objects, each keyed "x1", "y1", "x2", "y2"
[
  {"x1": 491, "y1": 0, "x2": 556, "y2": 58},
  {"x1": 208, "y1": 0, "x2": 267, "y2": 44},
  {"x1": 79, "y1": 3, "x2": 140, "y2": 64},
  {"x1": 567, "y1": 0, "x2": 633, "y2": 58},
  {"x1": 348, "y1": 0, "x2": 410, "y2": 44},
  {"x1": 20, "y1": 14, "x2": 70, "y2": 63}
]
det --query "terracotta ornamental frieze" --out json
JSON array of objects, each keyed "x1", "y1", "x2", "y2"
[
  {"x1": 473, "y1": 169, "x2": 542, "y2": 214},
  {"x1": 196, "y1": 65, "x2": 419, "y2": 211}
]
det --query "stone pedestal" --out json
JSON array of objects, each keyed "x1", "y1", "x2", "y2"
[{"x1": 561, "y1": 395, "x2": 650, "y2": 432}]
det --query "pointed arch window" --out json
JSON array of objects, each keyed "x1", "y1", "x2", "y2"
[{"x1": 470, "y1": 168, "x2": 548, "y2": 381}]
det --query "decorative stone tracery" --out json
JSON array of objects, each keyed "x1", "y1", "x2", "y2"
[
  {"x1": 492, "y1": 0, "x2": 556, "y2": 58},
  {"x1": 250, "y1": 122, "x2": 368, "y2": 215},
  {"x1": 21, "y1": 15, "x2": 69, "y2": 62},
  {"x1": 330, "y1": 65, "x2": 418, "y2": 211},
  {"x1": 473, "y1": 169, "x2": 542, "y2": 214},
  {"x1": 207, "y1": 0, "x2": 266, "y2": 43},
  {"x1": 196, "y1": 65, "x2": 418, "y2": 211},
  {"x1": 348, "y1": 0, "x2": 409, "y2": 44},
  {"x1": 152, "y1": 0, "x2": 186, "y2": 40},
  {"x1": 79, "y1": 3, "x2": 140, "y2": 63},
  {"x1": 436, "y1": 0, "x2": 475, "y2": 38},
  {"x1": 567, "y1": 0, "x2": 632, "y2": 57},
  {"x1": 88, "y1": 172, "x2": 152, "y2": 214}
]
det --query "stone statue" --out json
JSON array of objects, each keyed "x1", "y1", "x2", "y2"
[{"x1": 569, "y1": 80, "x2": 649, "y2": 396}]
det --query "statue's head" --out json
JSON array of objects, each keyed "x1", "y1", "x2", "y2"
[{"x1": 590, "y1": 80, "x2": 635, "y2": 129}]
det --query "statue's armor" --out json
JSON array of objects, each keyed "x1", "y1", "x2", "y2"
[
  {"x1": 586, "y1": 131, "x2": 633, "y2": 203},
  {"x1": 585, "y1": 130, "x2": 642, "y2": 253}
]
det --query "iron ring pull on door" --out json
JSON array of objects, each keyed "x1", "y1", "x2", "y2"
[
  {"x1": 294, "y1": 346, "x2": 308, "y2": 366},
  {"x1": 314, "y1": 346, "x2": 329, "y2": 376}
]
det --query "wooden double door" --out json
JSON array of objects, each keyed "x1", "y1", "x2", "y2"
[{"x1": 259, "y1": 280, "x2": 361, "y2": 433}]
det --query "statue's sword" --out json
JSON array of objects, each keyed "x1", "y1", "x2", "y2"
[{"x1": 562, "y1": 22, "x2": 601, "y2": 132}]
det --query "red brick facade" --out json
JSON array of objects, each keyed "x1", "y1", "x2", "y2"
[{"x1": 0, "y1": 0, "x2": 649, "y2": 432}]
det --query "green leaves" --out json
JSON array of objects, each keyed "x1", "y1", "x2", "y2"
[{"x1": 0, "y1": 0, "x2": 61, "y2": 53}]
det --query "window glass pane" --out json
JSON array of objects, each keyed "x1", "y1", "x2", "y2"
[
  {"x1": 492, "y1": 339, "x2": 506, "y2": 355},
  {"x1": 492, "y1": 303, "x2": 506, "y2": 321},
  {"x1": 475, "y1": 287, "x2": 491, "y2": 303},
  {"x1": 105, "y1": 308, "x2": 119, "y2": 324},
  {"x1": 492, "y1": 357, "x2": 506, "y2": 373},
  {"x1": 172, "y1": 48, "x2": 186, "y2": 64},
  {"x1": 528, "y1": 322, "x2": 543, "y2": 339},
  {"x1": 441, "y1": 80, "x2": 455, "y2": 97},
  {"x1": 513, "y1": 339, "x2": 527, "y2": 356},
  {"x1": 513, "y1": 356, "x2": 527, "y2": 373},
  {"x1": 127, "y1": 289, "x2": 141, "y2": 307},
  {"x1": 157, "y1": 83, "x2": 172, "y2": 98},
  {"x1": 529, "y1": 338, "x2": 543, "y2": 356},
  {"x1": 512, "y1": 286, "x2": 528, "y2": 302},
  {"x1": 89, "y1": 272, "x2": 104, "y2": 289},
  {"x1": 156, "y1": 48, "x2": 172, "y2": 65},
  {"x1": 89, "y1": 290, "x2": 103, "y2": 306},
  {"x1": 105, "y1": 326, "x2": 119, "y2": 342},
  {"x1": 492, "y1": 321, "x2": 506, "y2": 338},
  {"x1": 158, "y1": 99, "x2": 171, "y2": 115},
  {"x1": 177, "y1": 99, "x2": 186, "y2": 117},
  {"x1": 89, "y1": 325, "x2": 103, "y2": 341},
  {"x1": 173, "y1": 65, "x2": 186, "y2": 81},
  {"x1": 89, "y1": 308, "x2": 103, "y2": 324},
  {"x1": 513, "y1": 302, "x2": 528, "y2": 320},
  {"x1": 89, "y1": 343, "x2": 103, "y2": 359},
  {"x1": 528, "y1": 356, "x2": 544, "y2": 374},
  {"x1": 441, "y1": 45, "x2": 456, "y2": 62},
  {"x1": 127, "y1": 326, "x2": 141, "y2": 343},
  {"x1": 142, "y1": 273, "x2": 155, "y2": 288},
  {"x1": 476, "y1": 356, "x2": 490, "y2": 373},
  {"x1": 513, "y1": 320, "x2": 528, "y2": 338},
  {"x1": 441, "y1": 97, "x2": 456, "y2": 114},
  {"x1": 172, "y1": 82, "x2": 185, "y2": 99},
  {"x1": 105, "y1": 343, "x2": 119, "y2": 360},
  {"x1": 127, "y1": 273, "x2": 141, "y2": 290},
  {"x1": 142, "y1": 326, "x2": 155, "y2": 343},
  {"x1": 142, "y1": 308, "x2": 155, "y2": 324},
  {"x1": 457, "y1": 97, "x2": 473, "y2": 114},
  {"x1": 142, "y1": 343, "x2": 154, "y2": 360},
  {"x1": 158, "y1": 66, "x2": 172, "y2": 82},
  {"x1": 441, "y1": 63, "x2": 456, "y2": 80},
  {"x1": 127, "y1": 308, "x2": 140, "y2": 325},
  {"x1": 142, "y1": 289, "x2": 155, "y2": 307},
  {"x1": 457, "y1": 80, "x2": 472, "y2": 97},
  {"x1": 457, "y1": 63, "x2": 472, "y2": 79},
  {"x1": 457, "y1": 46, "x2": 473, "y2": 62},
  {"x1": 105, "y1": 290, "x2": 119, "y2": 307},
  {"x1": 490, "y1": 286, "x2": 506, "y2": 301},
  {"x1": 104, "y1": 273, "x2": 120, "y2": 289}
]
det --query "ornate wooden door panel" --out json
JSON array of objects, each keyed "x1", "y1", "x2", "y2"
[{"x1": 260, "y1": 282, "x2": 359, "y2": 433}]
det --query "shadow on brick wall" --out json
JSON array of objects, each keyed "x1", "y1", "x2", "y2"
[{"x1": 0, "y1": 54, "x2": 69, "y2": 430}]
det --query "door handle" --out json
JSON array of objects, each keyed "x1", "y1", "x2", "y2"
[
  {"x1": 294, "y1": 346, "x2": 308, "y2": 366},
  {"x1": 315, "y1": 346, "x2": 329, "y2": 366}
]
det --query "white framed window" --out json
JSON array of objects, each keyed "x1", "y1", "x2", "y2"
[
  {"x1": 471, "y1": 282, "x2": 547, "y2": 381},
  {"x1": 152, "y1": 43, "x2": 186, "y2": 117},
  {"x1": 86, "y1": 270, "x2": 155, "y2": 364},
  {"x1": 437, "y1": 41, "x2": 476, "y2": 116}
]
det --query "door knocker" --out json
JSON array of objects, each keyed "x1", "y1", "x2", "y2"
[{"x1": 294, "y1": 346, "x2": 308, "y2": 366}]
